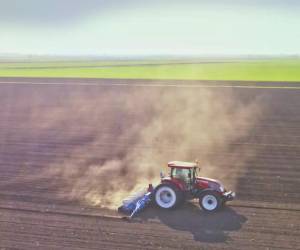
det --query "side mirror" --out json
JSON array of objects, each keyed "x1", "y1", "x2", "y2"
[{"x1": 160, "y1": 171, "x2": 165, "y2": 179}]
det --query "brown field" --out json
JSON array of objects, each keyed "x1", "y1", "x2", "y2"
[{"x1": 0, "y1": 78, "x2": 299, "y2": 249}]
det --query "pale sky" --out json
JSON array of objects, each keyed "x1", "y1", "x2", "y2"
[{"x1": 1, "y1": 0, "x2": 300, "y2": 56}]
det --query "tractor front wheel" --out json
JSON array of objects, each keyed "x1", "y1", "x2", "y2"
[
  {"x1": 199, "y1": 190, "x2": 222, "y2": 212},
  {"x1": 154, "y1": 184, "x2": 182, "y2": 209}
]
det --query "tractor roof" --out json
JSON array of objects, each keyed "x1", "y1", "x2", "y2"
[{"x1": 168, "y1": 161, "x2": 197, "y2": 169}]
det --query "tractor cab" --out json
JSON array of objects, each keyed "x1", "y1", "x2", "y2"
[{"x1": 167, "y1": 161, "x2": 199, "y2": 189}]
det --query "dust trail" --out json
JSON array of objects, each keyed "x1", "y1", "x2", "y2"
[{"x1": 25, "y1": 86, "x2": 262, "y2": 209}]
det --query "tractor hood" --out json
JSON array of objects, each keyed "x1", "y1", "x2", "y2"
[{"x1": 196, "y1": 177, "x2": 225, "y2": 192}]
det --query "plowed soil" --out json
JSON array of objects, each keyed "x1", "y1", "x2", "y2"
[{"x1": 0, "y1": 78, "x2": 299, "y2": 249}]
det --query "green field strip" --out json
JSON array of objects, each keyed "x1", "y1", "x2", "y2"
[{"x1": 0, "y1": 59, "x2": 300, "y2": 82}]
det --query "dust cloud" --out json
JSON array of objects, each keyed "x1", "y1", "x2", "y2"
[{"x1": 28, "y1": 86, "x2": 262, "y2": 209}]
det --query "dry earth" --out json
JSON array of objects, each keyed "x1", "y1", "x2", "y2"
[{"x1": 0, "y1": 78, "x2": 299, "y2": 249}]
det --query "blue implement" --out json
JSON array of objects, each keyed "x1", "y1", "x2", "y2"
[
  {"x1": 130, "y1": 192, "x2": 152, "y2": 218},
  {"x1": 118, "y1": 191, "x2": 152, "y2": 217}
]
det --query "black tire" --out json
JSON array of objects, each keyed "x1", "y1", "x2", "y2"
[
  {"x1": 154, "y1": 183, "x2": 183, "y2": 209},
  {"x1": 199, "y1": 190, "x2": 222, "y2": 212}
]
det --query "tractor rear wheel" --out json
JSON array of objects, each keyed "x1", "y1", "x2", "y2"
[
  {"x1": 154, "y1": 184, "x2": 183, "y2": 209},
  {"x1": 199, "y1": 190, "x2": 222, "y2": 212}
]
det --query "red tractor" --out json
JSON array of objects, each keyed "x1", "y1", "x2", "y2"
[{"x1": 153, "y1": 161, "x2": 235, "y2": 212}]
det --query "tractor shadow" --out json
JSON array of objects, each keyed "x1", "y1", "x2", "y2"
[{"x1": 138, "y1": 202, "x2": 247, "y2": 243}]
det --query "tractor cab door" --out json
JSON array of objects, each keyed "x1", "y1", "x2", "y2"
[{"x1": 172, "y1": 168, "x2": 193, "y2": 190}]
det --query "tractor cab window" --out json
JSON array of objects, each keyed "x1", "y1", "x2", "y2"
[{"x1": 172, "y1": 168, "x2": 191, "y2": 183}]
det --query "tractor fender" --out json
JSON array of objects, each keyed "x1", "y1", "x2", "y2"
[
  {"x1": 161, "y1": 178, "x2": 185, "y2": 191},
  {"x1": 195, "y1": 188, "x2": 220, "y2": 197}
]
